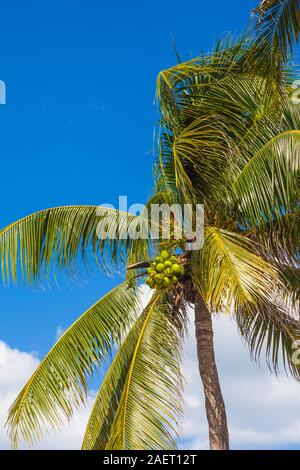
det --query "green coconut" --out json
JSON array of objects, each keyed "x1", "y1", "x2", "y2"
[
  {"x1": 156, "y1": 263, "x2": 165, "y2": 272},
  {"x1": 171, "y1": 263, "x2": 182, "y2": 274},
  {"x1": 160, "y1": 250, "x2": 170, "y2": 260},
  {"x1": 165, "y1": 267, "x2": 172, "y2": 277}
]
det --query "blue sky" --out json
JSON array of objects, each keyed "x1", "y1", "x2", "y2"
[
  {"x1": 4, "y1": 0, "x2": 300, "y2": 450},
  {"x1": 0, "y1": 0, "x2": 257, "y2": 355}
]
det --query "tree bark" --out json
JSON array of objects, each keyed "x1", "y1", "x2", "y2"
[{"x1": 194, "y1": 291, "x2": 229, "y2": 450}]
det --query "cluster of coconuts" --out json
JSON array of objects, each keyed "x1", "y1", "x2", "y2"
[{"x1": 145, "y1": 250, "x2": 185, "y2": 289}]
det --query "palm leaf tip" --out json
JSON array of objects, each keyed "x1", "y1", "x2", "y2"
[{"x1": 6, "y1": 281, "x2": 141, "y2": 448}]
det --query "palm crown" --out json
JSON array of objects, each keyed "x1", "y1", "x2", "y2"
[{"x1": 1, "y1": 0, "x2": 300, "y2": 450}]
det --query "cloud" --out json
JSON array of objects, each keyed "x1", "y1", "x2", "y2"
[
  {"x1": 180, "y1": 312, "x2": 300, "y2": 450},
  {"x1": 55, "y1": 325, "x2": 65, "y2": 340},
  {"x1": 2, "y1": 306, "x2": 300, "y2": 449},
  {"x1": 0, "y1": 341, "x2": 94, "y2": 450}
]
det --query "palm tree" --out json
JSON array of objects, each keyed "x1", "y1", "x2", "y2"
[{"x1": 2, "y1": 4, "x2": 300, "y2": 451}]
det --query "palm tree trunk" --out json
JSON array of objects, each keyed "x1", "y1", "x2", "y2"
[{"x1": 194, "y1": 291, "x2": 229, "y2": 450}]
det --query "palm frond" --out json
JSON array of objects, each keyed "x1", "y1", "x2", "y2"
[
  {"x1": 155, "y1": 37, "x2": 284, "y2": 211},
  {"x1": 82, "y1": 296, "x2": 152, "y2": 450},
  {"x1": 156, "y1": 34, "x2": 281, "y2": 124},
  {"x1": 0, "y1": 205, "x2": 150, "y2": 283},
  {"x1": 280, "y1": 264, "x2": 300, "y2": 304},
  {"x1": 236, "y1": 298, "x2": 300, "y2": 378},
  {"x1": 234, "y1": 130, "x2": 300, "y2": 228},
  {"x1": 251, "y1": 208, "x2": 299, "y2": 267},
  {"x1": 6, "y1": 281, "x2": 141, "y2": 447},
  {"x1": 251, "y1": 0, "x2": 300, "y2": 64},
  {"x1": 193, "y1": 227, "x2": 281, "y2": 313},
  {"x1": 172, "y1": 115, "x2": 239, "y2": 203},
  {"x1": 85, "y1": 292, "x2": 185, "y2": 450}
]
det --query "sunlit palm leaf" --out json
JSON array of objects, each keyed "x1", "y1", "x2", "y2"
[
  {"x1": 94, "y1": 292, "x2": 185, "y2": 450},
  {"x1": 193, "y1": 227, "x2": 281, "y2": 312},
  {"x1": 234, "y1": 130, "x2": 300, "y2": 228},
  {"x1": 0, "y1": 205, "x2": 150, "y2": 283},
  {"x1": 81, "y1": 304, "x2": 149, "y2": 450},
  {"x1": 172, "y1": 115, "x2": 239, "y2": 203},
  {"x1": 156, "y1": 36, "x2": 250, "y2": 119},
  {"x1": 155, "y1": 39, "x2": 283, "y2": 211},
  {"x1": 6, "y1": 281, "x2": 140, "y2": 447}
]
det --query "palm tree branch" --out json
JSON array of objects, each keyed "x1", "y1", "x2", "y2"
[
  {"x1": 6, "y1": 280, "x2": 141, "y2": 447},
  {"x1": 104, "y1": 291, "x2": 185, "y2": 450},
  {"x1": 0, "y1": 205, "x2": 151, "y2": 283},
  {"x1": 193, "y1": 227, "x2": 281, "y2": 312}
]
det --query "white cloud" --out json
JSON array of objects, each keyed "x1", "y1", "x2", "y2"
[
  {"x1": 181, "y1": 312, "x2": 300, "y2": 449},
  {"x1": 0, "y1": 341, "x2": 94, "y2": 450},
  {"x1": 2, "y1": 306, "x2": 300, "y2": 449},
  {"x1": 55, "y1": 325, "x2": 65, "y2": 340}
]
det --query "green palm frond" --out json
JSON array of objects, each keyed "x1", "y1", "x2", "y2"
[
  {"x1": 172, "y1": 115, "x2": 239, "y2": 203},
  {"x1": 156, "y1": 35, "x2": 280, "y2": 124},
  {"x1": 252, "y1": 0, "x2": 300, "y2": 64},
  {"x1": 0, "y1": 205, "x2": 150, "y2": 284},
  {"x1": 84, "y1": 292, "x2": 185, "y2": 450},
  {"x1": 193, "y1": 227, "x2": 281, "y2": 312},
  {"x1": 6, "y1": 281, "x2": 141, "y2": 448},
  {"x1": 157, "y1": 36, "x2": 249, "y2": 104},
  {"x1": 155, "y1": 38, "x2": 285, "y2": 211},
  {"x1": 234, "y1": 130, "x2": 300, "y2": 228},
  {"x1": 251, "y1": 208, "x2": 299, "y2": 267},
  {"x1": 236, "y1": 298, "x2": 300, "y2": 378},
  {"x1": 156, "y1": 38, "x2": 245, "y2": 122},
  {"x1": 81, "y1": 303, "x2": 149, "y2": 450},
  {"x1": 280, "y1": 265, "x2": 300, "y2": 304}
]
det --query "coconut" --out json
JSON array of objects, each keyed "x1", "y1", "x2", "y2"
[
  {"x1": 160, "y1": 250, "x2": 170, "y2": 260},
  {"x1": 144, "y1": 249, "x2": 186, "y2": 290},
  {"x1": 165, "y1": 267, "x2": 172, "y2": 277},
  {"x1": 156, "y1": 263, "x2": 165, "y2": 272},
  {"x1": 171, "y1": 263, "x2": 182, "y2": 274}
]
